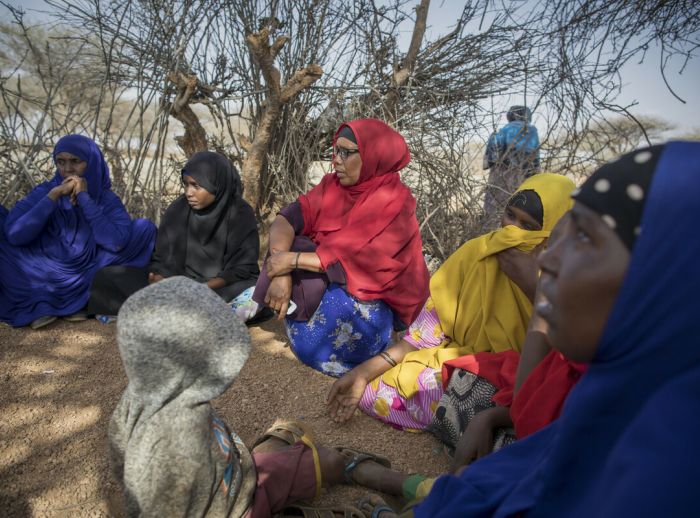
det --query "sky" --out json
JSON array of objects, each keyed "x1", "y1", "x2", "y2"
[
  {"x1": 419, "y1": 2, "x2": 700, "y2": 135},
  {"x1": 4, "y1": 0, "x2": 699, "y2": 134}
]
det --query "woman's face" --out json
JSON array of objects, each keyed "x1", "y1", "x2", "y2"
[
  {"x1": 182, "y1": 174, "x2": 215, "y2": 210},
  {"x1": 536, "y1": 202, "x2": 631, "y2": 362},
  {"x1": 55, "y1": 152, "x2": 87, "y2": 178},
  {"x1": 501, "y1": 205, "x2": 542, "y2": 231},
  {"x1": 333, "y1": 136, "x2": 362, "y2": 186}
]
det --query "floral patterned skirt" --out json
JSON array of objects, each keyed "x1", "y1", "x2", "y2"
[{"x1": 284, "y1": 284, "x2": 393, "y2": 377}]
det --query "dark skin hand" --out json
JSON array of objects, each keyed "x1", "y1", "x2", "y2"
[
  {"x1": 205, "y1": 277, "x2": 226, "y2": 290},
  {"x1": 450, "y1": 405, "x2": 513, "y2": 474},
  {"x1": 266, "y1": 251, "x2": 324, "y2": 279},
  {"x1": 265, "y1": 274, "x2": 293, "y2": 320},
  {"x1": 327, "y1": 339, "x2": 417, "y2": 422},
  {"x1": 264, "y1": 216, "x2": 324, "y2": 319},
  {"x1": 496, "y1": 241, "x2": 545, "y2": 302},
  {"x1": 47, "y1": 177, "x2": 80, "y2": 202},
  {"x1": 148, "y1": 272, "x2": 164, "y2": 284},
  {"x1": 66, "y1": 175, "x2": 87, "y2": 205}
]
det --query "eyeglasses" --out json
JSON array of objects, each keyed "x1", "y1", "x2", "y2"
[{"x1": 334, "y1": 146, "x2": 360, "y2": 161}]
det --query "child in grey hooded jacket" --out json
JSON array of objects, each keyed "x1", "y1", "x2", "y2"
[{"x1": 109, "y1": 276, "x2": 404, "y2": 517}]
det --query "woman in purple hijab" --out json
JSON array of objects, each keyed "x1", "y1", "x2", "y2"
[{"x1": 0, "y1": 134, "x2": 156, "y2": 329}]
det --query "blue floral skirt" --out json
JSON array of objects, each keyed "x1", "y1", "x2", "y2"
[{"x1": 285, "y1": 284, "x2": 393, "y2": 377}]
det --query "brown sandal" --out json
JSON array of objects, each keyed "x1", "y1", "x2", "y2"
[
  {"x1": 335, "y1": 447, "x2": 392, "y2": 485},
  {"x1": 253, "y1": 420, "x2": 322, "y2": 498},
  {"x1": 278, "y1": 503, "x2": 365, "y2": 517},
  {"x1": 252, "y1": 419, "x2": 316, "y2": 449}
]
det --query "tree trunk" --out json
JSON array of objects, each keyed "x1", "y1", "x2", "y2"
[
  {"x1": 167, "y1": 72, "x2": 208, "y2": 157},
  {"x1": 384, "y1": 0, "x2": 430, "y2": 122},
  {"x1": 242, "y1": 27, "x2": 322, "y2": 214}
]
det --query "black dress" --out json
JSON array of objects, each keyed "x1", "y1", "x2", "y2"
[{"x1": 88, "y1": 152, "x2": 260, "y2": 315}]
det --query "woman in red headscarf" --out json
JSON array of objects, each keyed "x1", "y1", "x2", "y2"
[{"x1": 252, "y1": 119, "x2": 429, "y2": 376}]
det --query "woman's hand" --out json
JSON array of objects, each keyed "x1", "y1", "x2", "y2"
[
  {"x1": 265, "y1": 251, "x2": 296, "y2": 278},
  {"x1": 206, "y1": 277, "x2": 226, "y2": 290},
  {"x1": 47, "y1": 180, "x2": 75, "y2": 202},
  {"x1": 496, "y1": 242, "x2": 545, "y2": 302},
  {"x1": 148, "y1": 272, "x2": 164, "y2": 284},
  {"x1": 327, "y1": 367, "x2": 371, "y2": 423},
  {"x1": 450, "y1": 406, "x2": 511, "y2": 474},
  {"x1": 265, "y1": 274, "x2": 292, "y2": 319},
  {"x1": 62, "y1": 176, "x2": 88, "y2": 205}
]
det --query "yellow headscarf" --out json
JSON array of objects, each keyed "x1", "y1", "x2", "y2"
[{"x1": 379, "y1": 173, "x2": 575, "y2": 399}]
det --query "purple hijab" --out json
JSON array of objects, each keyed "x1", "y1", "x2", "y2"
[{"x1": 0, "y1": 134, "x2": 155, "y2": 327}]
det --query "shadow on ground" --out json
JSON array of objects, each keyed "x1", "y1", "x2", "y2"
[{"x1": 0, "y1": 318, "x2": 449, "y2": 517}]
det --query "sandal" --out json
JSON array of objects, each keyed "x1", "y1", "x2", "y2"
[
  {"x1": 63, "y1": 311, "x2": 88, "y2": 322},
  {"x1": 357, "y1": 495, "x2": 396, "y2": 518},
  {"x1": 245, "y1": 306, "x2": 275, "y2": 326},
  {"x1": 335, "y1": 447, "x2": 391, "y2": 485},
  {"x1": 30, "y1": 315, "x2": 58, "y2": 330},
  {"x1": 279, "y1": 503, "x2": 365, "y2": 517},
  {"x1": 252, "y1": 419, "x2": 316, "y2": 449},
  {"x1": 253, "y1": 420, "x2": 322, "y2": 498}
]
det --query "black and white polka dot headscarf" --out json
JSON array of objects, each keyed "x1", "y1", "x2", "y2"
[{"x1": 572, "y1": 145, "x2": 664, "y2": 250}]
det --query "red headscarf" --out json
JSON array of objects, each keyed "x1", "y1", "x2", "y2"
[{"x1": 298, "y1": 118, "x2": 429, "y2": 326}]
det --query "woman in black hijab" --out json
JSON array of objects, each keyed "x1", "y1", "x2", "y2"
[{"x1": 88, "y1": 151, "x2": 260, "y2": 316}]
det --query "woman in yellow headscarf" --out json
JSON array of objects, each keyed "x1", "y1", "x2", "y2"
[{"x1": 327, "y1": 173, "x2": 575, "y2": 430}]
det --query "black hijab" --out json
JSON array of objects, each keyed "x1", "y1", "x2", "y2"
[
  {"x1": 150, "y1": 152, "x2": 259, "y2": 284},
  {"x1": 507, "y1": 189, "x2": 544, "y2": 227}
]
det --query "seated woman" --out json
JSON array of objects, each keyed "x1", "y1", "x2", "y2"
[
  {"x1": 430, "y1": 253, "x2": 587, "y2": 465},
  {"x1": 328, "y1": 173, "x2": 575, "y2": 430},
  {"x1": 87, "y1": 151, "x2": 261, "y2": 319},
  {"x1": 362, "y1": 142, "x2": 700, "y2": 517},
  {"x1": 0, "y1": 134, "x2": 155, "y2": 329},
  {"x1": 253, "y1": 118, "x2": 429, "y2": 376}
]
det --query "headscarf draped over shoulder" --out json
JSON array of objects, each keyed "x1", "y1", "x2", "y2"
[
  {"x1": 298, "y1": 118, "x2": 429, "y2": 326},
  {"x1": 380, "y1": 173, "x2": 575, "y2": 399},
  {"x1": 153, "y1": 151, "x2": 259, "y2": 284}
]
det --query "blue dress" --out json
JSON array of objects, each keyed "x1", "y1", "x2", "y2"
[
  {"x1": 285, "y1": 284, "x2": 393, "y2": 376},
  {"x1": 0, "y1": 135, "x2": 155, "y2": 327}
]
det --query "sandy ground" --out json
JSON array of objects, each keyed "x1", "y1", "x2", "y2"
[{"x1": 0, "y1": 317, "x2": 450, "y2": 517}]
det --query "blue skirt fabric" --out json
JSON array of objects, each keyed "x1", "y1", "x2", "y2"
[{"x1": 285, "y1": 284, "x2": 393, "y2": 377}]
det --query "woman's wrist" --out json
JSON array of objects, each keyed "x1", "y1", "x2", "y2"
[
  {"x1": 483, "y1": 405, "x2": 513, "y2": 427},
  {"x1": 270, "y1": 246, "x2": 291, "y2": 255}
]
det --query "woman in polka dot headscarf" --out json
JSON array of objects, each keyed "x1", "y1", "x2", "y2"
[{"x1": 389, "y1": 141, "x2": 700, "y2": 518}]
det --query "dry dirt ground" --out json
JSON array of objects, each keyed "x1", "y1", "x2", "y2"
[{"x1": 0, "y1": 317, "x2": 450, "y2": 517}]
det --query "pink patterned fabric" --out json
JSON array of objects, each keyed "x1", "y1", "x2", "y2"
[{"x1": 359, "y1": 298, "x2": 448, "y2": 430}]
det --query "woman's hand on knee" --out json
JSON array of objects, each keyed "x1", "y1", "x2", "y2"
[
  {"x1": 450, "y1": 406, "x2": 510, "y2": 473},
  {"x1": 266, "y1": 251, "x2": 295, "y2": 278},
  {"x1": 265, "y1": 275, "x2": 292, "y2": 320},
  {"x1": 327, "y1": 367, "x2": 370, "y2": 423}
]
